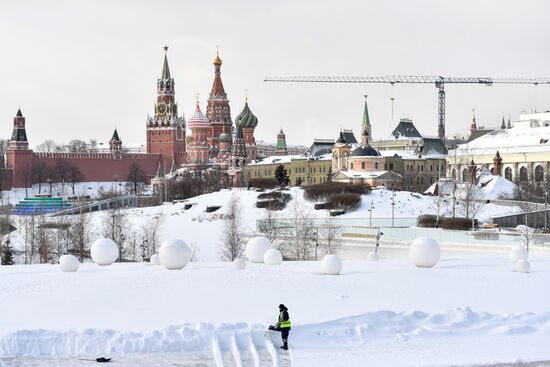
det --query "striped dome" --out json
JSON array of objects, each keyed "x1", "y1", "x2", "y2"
[
  {"x1": 218, "y1": 132, "x2": 232, "y2": 143},
  {"x1": 187, "y1": 102, "x2": 209, "y2": 129},
  {"x1": 235, "y1": 102, "x2": 258, "y2": 128}
]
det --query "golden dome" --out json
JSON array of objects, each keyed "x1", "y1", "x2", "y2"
[{"x1": 213, "y1": 49, "x2": 222, "y2": 66}]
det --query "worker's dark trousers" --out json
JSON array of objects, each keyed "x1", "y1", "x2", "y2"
[{"x1": 280, "y1": 329, "x2": 289, "y2": 343}]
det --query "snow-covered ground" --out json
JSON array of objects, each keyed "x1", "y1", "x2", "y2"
[{"x1": 1, "y1": 256, "x2": 550, "y2": 366}]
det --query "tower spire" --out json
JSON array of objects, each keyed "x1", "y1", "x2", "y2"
[
  {"x1": 161, "y1": 45, "x2": 171, "y2": 79},
  {"x1": 362, "y1": 95, "x2": 372, "y2": 137}
]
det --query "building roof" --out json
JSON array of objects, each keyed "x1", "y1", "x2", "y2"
[
  {"x1": 452, "y1": 124, "x2": 550, "y2": 155},
  {"x1": 343, "y1": 129, "x2": 358, "y2": 144},
  {"x1": 467, "y1": 128, "x2": 493, "y2": 143},
  {"x1": 305, "y1": 139, "x2": 335, "y2": 157},
  {"x1": 16, "y1": 109, "x2": 22, "y2": 117},
  {"x1": 391, "y1": 118, "x2": 422, "y2": 139},
  {"x1": 110, "y1": 129, "x2": 121, "y2": 142},
  {"x1": 187, "y1": 102, "x2": 209, "y2": 129},
  {"x1": 161, "y1": 49, "x2": 171, "y2": 80},
  {"x1": 414, "y1": 137, "x2": 448, "y2": 157},
  {"x1": 350, "y1": 145, "x2": 381, "y2": 157},
  {"x1": 218, "y1": 132, "x2": 232, "y2": 143},
  {"x1": 362, "y1": 95, "x2": 371, "y2": 129},
  {"x1": 235, "y1": 102, "x2": 258, "y2": 128}
]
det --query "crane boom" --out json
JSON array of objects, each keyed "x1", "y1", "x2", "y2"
[{"x1": 264, "y1": 75, "x2": 550, "y2": 141}]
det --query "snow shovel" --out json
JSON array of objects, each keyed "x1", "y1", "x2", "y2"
[{"x1": 78, "y1": 357, "x2": 112, "y2": 363}]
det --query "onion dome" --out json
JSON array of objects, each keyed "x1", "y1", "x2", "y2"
[
  {"x1": 235, "y1": 102, "x2": 258, "y2": 128},
  {"x1": 213, "y1": 50, "x2": 222, "y2": 66},
  {"x1": 187, "y1": 101, "x2": 209, "y2": 129},
  {"x1": 351, "y1": 145, "x2": 381, "y2": 157},
  {"x1": 218, "y1": 132, "x2": 232, "y2": 143}
]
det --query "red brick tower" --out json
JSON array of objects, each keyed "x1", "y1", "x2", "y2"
[
  {"x1": 6, "y1": 109, "x2": 33, "y2": 188},
  {"x1": 146, "y1": 46, "x2": 186, "y2": 172},
  {"x1": 206, "y1": 49, "x2": 232, "y2": 152},
  {"x1": 186, "y1": 100, "x2": 210, "y2": 170}
]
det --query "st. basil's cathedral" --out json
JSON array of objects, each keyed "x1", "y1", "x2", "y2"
[{"x1": 3, "y1": 47, "x2": 259, "y2": 189}]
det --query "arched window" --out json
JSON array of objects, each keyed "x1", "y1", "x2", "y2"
[
  {"x1": 462, "y1": 168, "x2": 468, "y2": 182},
  {"x1": 361, "y1": 162, "x2": 365, "y2": 169},
  {"x1": 452, "y1": 168, "x2": 456, "y2": 180},
  {"x1": 535, "y1": 165, "x2": 544, "y2": 182},
  {"x1": 505, "y1": 167, "x2": 512, "y2": 181},
  {"x1": 375, "y1": 162, "x2": 379, "y2": 170},
  {"x1": 235, "y1": 159, "x2": 240, "y2": 168},
  {"x1": 519, "y1": 166, "x2": 528, "y2": 182},
  {"x1": 350, "y1": 162, "x2": 354, "y2": 170}
]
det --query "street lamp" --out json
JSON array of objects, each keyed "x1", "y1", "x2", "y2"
[
  {"x1": 46, "y1": 178, "x2": 53, "y2": 197},
  {"x1": 368, "y1": 201, "x2": 374, "y2": 227}
]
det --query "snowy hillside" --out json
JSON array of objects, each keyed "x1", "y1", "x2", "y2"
[
  {"x1": 1, "y1": 257, "x2": 550, "y2": 366},
  {"x1": 5, "y1": 186, "x2": 524, "y2": 262},
  {"x1": 78, "y1": 187, "x2": 521, "y2": 261}
]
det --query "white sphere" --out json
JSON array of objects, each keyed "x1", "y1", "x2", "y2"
[
  {"x1": 264, "y1": 249, "x2": 283, "y2": 265},
  {"x1": 245, "y1": 236, "x2": 272, "y2": 263},
  {"x1": 159, "y1": 239, "x2": 191, "y2": 270},
  {"x1": 409, "y1": 237, "x2": 440, "y2": 268},
  {"x1": 91, "y1": 238, "x2": 118, "y2": 266},
  {"x1": 509, "y1": 245, "x2": 528, "y2": 262},
  {"x1": 515, "y1": 259, "x2": 531, "y2": 273},
  {"x1": 320, "y1": 255, "x2": 343, "y2": 275},
  {"x1": 59, "y1": 255, "x2": 79, "y2": 272},
  {"x1": 367, "y1": 251, "x2": 379, "y2": 262},
  {"x1": 150, "y1": 253, "x2": 160, "y2": 265},
  {"x1": 233, "y1": 257, "x2": 246, "y2": 270}
]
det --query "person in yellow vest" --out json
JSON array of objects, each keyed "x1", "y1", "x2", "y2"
[{"x1": 269, "y1": 304, "x2": 291, "y2": 350}]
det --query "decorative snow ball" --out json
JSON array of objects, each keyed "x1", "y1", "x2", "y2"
[
  {"x1": 509, "y1": 245, "x2": 528, "y2": 262},
  {"x1": 91, "y1": 238, "x2": 118, "y2": 266},
  {"x1": 264, "y1": 248, "x2": 283, "y2": 265},
  {"x1": 245, "y1": 236, "x2": 272, "y2": 263},
  {"x1": 409, "y1": 237, "x2": 440, "y2": 268},
  {"x1": 233, "y1": 257, "x2": 246, "y2": 270},
  {"x1": 149, "y1": 253, "x2": 160, "y2": 265},
  {"x1": 515, "y1": 259, "x2": 531, "y2": 273},
  {"x1": 159, "y1": 239, "x2": 191, "y2": 270},
  {"x1": 59, "y1": 255, "x2": 79, "y2": 272},
  {"x1": 367, "y1": 251, "x2": 379, "y2": 262},
  {"x1": 320, "y1": 254, "x2": 343, "y2": 275}
]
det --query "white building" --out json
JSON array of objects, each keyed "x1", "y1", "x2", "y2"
[{"x1": 447, "y1": 111, "x2": 550, "y2": 184}]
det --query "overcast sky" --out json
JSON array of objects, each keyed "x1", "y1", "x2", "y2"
[{"x1": 1, "y1": 0, "x2": 549, "y2": 148}]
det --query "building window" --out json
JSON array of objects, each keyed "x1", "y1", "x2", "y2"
[
  {"x1": 462, "y1": 168, "x2": 468, "y2": 182},
  {"x1": 350, "y1": 162, "x2": 354, "y2": 169},
  {"x1": 374, "y1": 162, "x2": 379, "y2": 170},
  {"x1": 452, "y1": 168, "x2": 456, "y2": 180},
  {"x1": 519, "y1": 166, "x2": 528, "y2": 182},
  {"x1": 535, "y1": 165, "x2": 544, "y2": 182},
  {"x1": 505, "y1": 167, "x2": 512, "y2": 181},
  {"x1": 361, "y1": 162, "x2": 365, "y2": 169},
  {"x1": 390, "y1": 163, "x2": 394, "y2": 170}
]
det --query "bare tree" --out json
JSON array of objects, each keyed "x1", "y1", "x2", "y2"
[
  {"x1": 259, "y1": 206, "x2": 281, "y2": 244},
  {"x1": 461, "y1": 180, "x2": 484, "y2": 228},
  {"x1": 219, "y1": 193, "x2": 244, "y2": 261},
  {"x1": 140, "y1": 213, "x2": 164, "y2": 259},
  {"x1": 284, "y1": 195, "x2": 315, "y2": 260},
  {"x1": 54, "y1": 159, "x2": 71, "y2": 194},
  {"x1": 69, "y1": 209, "x2": 94, "y2": 261},
  {"x1": 516, "y1": 225, "x2": 535, "y2": 253},
  {"x1": 66, "y1": 139, "x2": 89, "y2": 153},
  {"x1": 35, "y1": 139, "x2": 58, "y2": 152},
  {"x1": 319, "y1": 216, "x2": 343, "y2": 255},
  {"x1": 67, "y1": 164, "x2": 83, "y2": 195},
  {"x1": 32, "y1": 161, "x2": 51, "y2": 194},
  {"x1": 102, "y1": 206, "x2": 130, "y2": 261},
  {"x1": 127, "y1": 163, "x2": 147, "y2": 195}
]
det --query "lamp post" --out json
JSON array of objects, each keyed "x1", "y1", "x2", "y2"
[
  {"x1": 368, "y1": 200, "x2": 374, "y2": 227},
  {"x1": 46, "y1": 178, "x2": 53, "y2": 197},
  {"x1": 391, "y1": 189, "x2": 395, "y2": 228}
]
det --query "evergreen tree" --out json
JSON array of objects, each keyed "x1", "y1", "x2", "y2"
[
  {"x1": 1, "y1": 241, "x2": 15, "y2": 265},
  {"x1": 274, "y1": 164, "x2": 290, "y2": 186}
]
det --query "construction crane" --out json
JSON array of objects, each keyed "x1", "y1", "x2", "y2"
[{"x1": 264, "y1": 75, "x2": 550, "y2": 142}]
